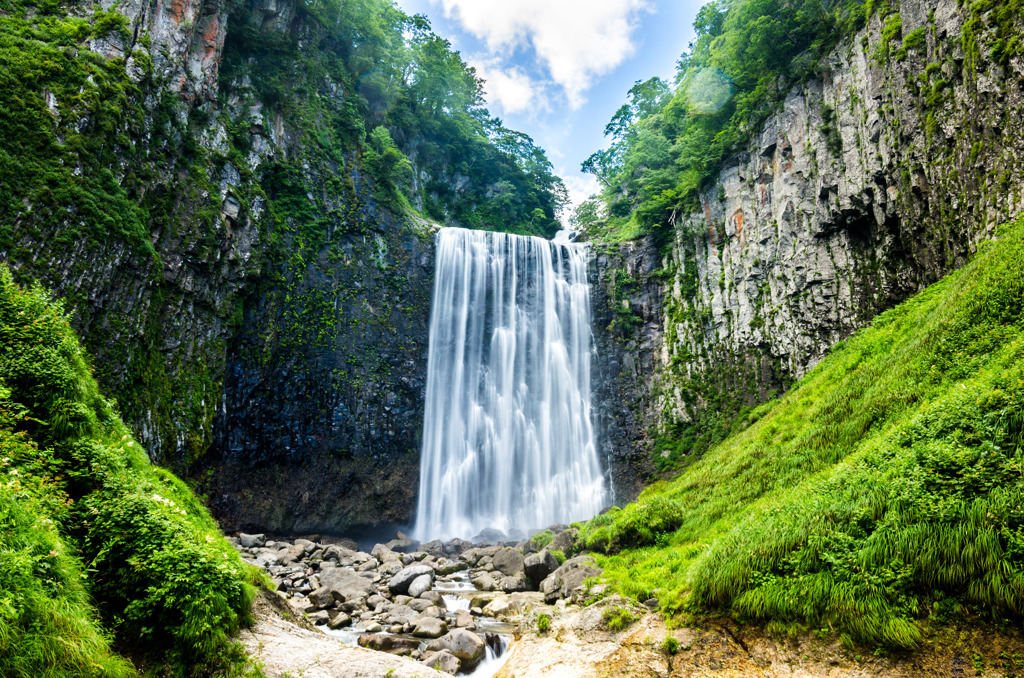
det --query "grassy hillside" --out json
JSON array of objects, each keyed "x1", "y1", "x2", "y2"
[
  {"x1": 0, "y1": 265, "x2": 264, "y2": 677},
  {"x1": 582, "y1": 214, "x2": 1024, "y2": 648}
]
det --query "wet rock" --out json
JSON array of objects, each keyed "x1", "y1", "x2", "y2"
[
  {"x1": 408, "y1": 598, "x2": 433, "y2": 613},
  {"x1": 412, "y1": 616, "x2": 448, "y2": 638},
  {"x1": 454, "y1": 609, "x2": 475, "y2": 629},
  {"x1": 471, "y1": 573, "x2": 498, "y2": 591},
  {"x1": 389, "y1": 565, "x2": 434, "y2": 594},
  {"x1": 422, "y1": 649, "x2": 461, "y2": 675},
  {"x1": 239, "y1": 533, "x2": 266, "y2": 548},
  {"x1": 418, "y1": 590, "x2": 446, "y2": 607},
  {"x1": 386, "y1": 604, "x2": 419, "y2": 625},
  {"x1": 419, "y1": 539, "x2": 446, "y2": 557},
  {"x1": 548, "y1": 527, "x2": 577, "y2": 554},
  {"x1": 472, "y1": 528, "x2": 507, "y2": 544},
  {"x1": 358, "y1": 633, "x2": 419, "y2": 656},
  {"x1": 524, "y1": 549, "x2": 559, "y2": 583},
  {"x1": 372, "y1": 543, "x2": 401, "y2": 563},
  {"x1": 308, "y1": 610, "x2": 331, "y2": 625},
  {"x1": 327, "y1": 611, "x2": 351, "y2": 629},
  {"x1": 426, "y1": 629, "x2": 486, "y2": 667}
]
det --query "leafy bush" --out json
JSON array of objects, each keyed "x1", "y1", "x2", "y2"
[
  {"x1": 536, "y1": 613, "x2": 551, "y2": 633},
  {"x1": 590, "y1": 215, "x2": 1024, "y2": 648},
  {"x1": 0, "y1": 265, "x2": 264, "y2": 674},
  {"x1": 661, "y1": 636, "x2": 680, "y2": 655},
  {"x1": 530, "y1": 529, "x2": 554, "y2": 549}
]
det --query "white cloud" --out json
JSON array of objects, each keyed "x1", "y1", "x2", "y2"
[
  {"x1": 436, "y1": 0, "x2": 650, "y2": 108},
  {"x1": 559, "y1": 173, "x2": 601, "y2": 223},
  {"x1": 471, "y1": 61, "x2": 540, "y2": 115}
]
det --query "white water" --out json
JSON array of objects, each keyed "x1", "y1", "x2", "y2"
[{"x1": 413, "y1": 227, "x2": 605, "y2": 541}]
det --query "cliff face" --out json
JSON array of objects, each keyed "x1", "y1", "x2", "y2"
[
  {"x1": 591, "y1": 0, "x2": 1024, "y2": 479},
  {"x1": 5, "y1": 0, "x2": 453, "y2": 533}
]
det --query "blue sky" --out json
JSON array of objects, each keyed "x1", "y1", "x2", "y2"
[{"x1": 392, "y1": 0, "x2": 704, "y2": 217}]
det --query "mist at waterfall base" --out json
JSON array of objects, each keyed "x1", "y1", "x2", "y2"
[{"x1": 413, "y1": 227, "x2": 606, "y2": 542}]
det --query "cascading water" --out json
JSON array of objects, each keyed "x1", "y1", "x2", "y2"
[{"x1": 413, "y1": 227, "x2": 606, "y2": 541}]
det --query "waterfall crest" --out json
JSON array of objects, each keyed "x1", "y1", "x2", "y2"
[{"x1": 413, "y1": 227, "x2": 605, "y2": 541}]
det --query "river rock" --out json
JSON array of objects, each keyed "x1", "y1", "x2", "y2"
[
  {"x1": 307, "y1": 587, "x2": 335, "y2": 609},
  {"x1": 540, "y1": 555, "x2": 602, "y2": 603},
  {"x1": 372, "y1": 543, "x2": 402, "y2": 563},
  {"x1": 238, "y1": 533, "x2": 266, "y2": 548},
  {"x1": 308, "y1": 610, "x2": 331, "y2": 625},
  {"x1": 419, "y1": 590, "x2": 446, "y2": 607},
  {"x1": 454, "y1": 609, "x2": 475, "y2": 628},
  {"x1": 427, "y1": 629, "x2": 486, "y2": 666},
  {"x1": 501, "y1": 574, "x2": 532, "y2": 592},
  {"x1": 385, "y1": 604, "x2": 419, "y2": 625},
  {"x1": 412, "y1": 616, "x2": 448, "y2": 638},
  {"x1": 492, "y1": 547, "x2": 525, "y2": 576},
  {"x1": 389, "y1": 565, "x2": 434, "y2": 594},
  {"x1": 548, "y1": 527, "x2": 577, "y2": 554},
  {"x1": 422, "y1": 649, "x2": 461, "y2": 675},
  {"x1": 386, "y1": 531, "x2": 419, "y2": 553},
  {"x1": 409, "y1": 598, "x2": 433, "y2": 612},
  {"x1": 408, "y1": 573, "x2": 433, "y2": 598},
  {"x1": 524, "y1": 549, "x2": 559, "y2": 583},
  {"x1": 358, "y1": 633, "x2": 419, "y2": 656},
  {"x1": 419, "y1": 539, "x2": 446, "y2": 557},
  {"x1": 327, "y1": 611, "x2": 351, "y2": 629},
  {"x1": 471, "y1": 572, "x2": 498, "y2": 591},
  {"x1": 319, "y1": 567, "x2": 374, "y2": 606}
]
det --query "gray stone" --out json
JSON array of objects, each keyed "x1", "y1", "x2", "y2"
[
  {"x1": 357, "y1": 633, "x2": 419, "y2": 656},
  {"x1": 238, "y1": 533, "x2": 265, "y2": 548},
  {"x1": 307, "y1": 610, "x2": 330, "y2": 625},
  {"x1": 540, "y1": 555, "x2": 602, "y2": 603},
  {"x1": 307, "y1": 587, "x2": 335, "y2": 609},
  {"x1": 418, "y1": 590, "x2": 446, "y2": 607},
  {"x1": 327, "y1": 611, "x2": 351, "y2": 629},
  {"x1": 491, "y1": 547, "x2": 525, "y2": 576},
  {"x1": 412, "y1": 616, "x2": 448, "y2": 638},
  {"x1": 426, "y1": 629, "x2": 486, "y2": 667},
  {"x1": 500, "y1": 574, "x2": 531, "y2": 593},
  {"x1": 422, "y1": 649, "x2": 461, "y2": 675},
  {"x1": 389, "y1": 564, "x2": 434, "y2": 594},
  {"x1": 524, "y1": 550, "x2": 559, "y2": 583},
  {"x1": 318, "y1": 567, "x2": 374, "y2": 606},
  {"x1": 407, "y1": 573, "x2": 433, "y2": 598}
]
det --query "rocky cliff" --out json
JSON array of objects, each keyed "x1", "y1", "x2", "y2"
[
  {"x1": 591, "y1": 0, "x2": 1024, "y2": 477},
  {"x1": 4, "y1": 0, "x2": 563, "y2": 534}
]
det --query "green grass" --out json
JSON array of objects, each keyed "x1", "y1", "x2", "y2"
[
  {"x1": 583, "y1": 214, "x2": 1024, "y2": 649},
  {"x1": 0, "y1": 265, "x2": 267, "y2": 676}
]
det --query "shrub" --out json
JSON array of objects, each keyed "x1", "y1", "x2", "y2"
[
  {"x1": 0, "y1": 265, "x2": 263, "y2": 673},
  {"x1": 661, "y1": 636, "x2": 680, "y2": 655},
  {"x1": 602, "y1": 606, "x2": 638, "y2": 631},
  {"x1": 536, "y1": 613, "x2": 551, "y2": 633}
]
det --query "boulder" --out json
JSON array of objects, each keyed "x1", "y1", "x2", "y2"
[
  {"x1": 385, "y1": 604, "x2": 419, "y2": 626},
  {"x1": 524, "y1": 549, "x2": 559, "y2": 583},
  {"x1": 491, "y1": 547, "x2": 525, "y2": 576},
  {"x1": 419, "y1": 590, "x2": 446, "y2": 607},
  {"x1": 307, "y1": 587, "x2": 335, "y2": 609},
  {"x1": 318, "y1": 567, "x2": 375, "y2": 606},
  {"x1": 371, "y1": 543, "x2": 402, "y2": 563},
  {"x1": 327, "y1": 611, "x2": 351, "y2": 629},
  {"x1": 408, "y1": 598, "x2": 433, "y2": 612},
  {"x1": 389, "y1": 565, "x2": 434, "y2": 595},
  {"x1": 548, "y1": 527, "x2": 578, "y2": 554},
  {"x1": 294, "y1": 538, "x2": 316, "y2": 554},
  {"x1": 412, "y1": 616, "x2": 448, "y2": 638},
  {"x1": 238, "y1": 533, "x2": 265, "y2": 548},
  {"x1": 426, "y1": 629, "x2": 486, "y2": 666},
  {"x1": 423, "y1": 649, "x2": 461, "y2": 675},
  {"x1": 386, "y1": 531, "x2": 419, "y2": 553},
  {"x1": 539, "y1": 555, "x2": 601, "y2": 603},
  {"x1": 407, "y1": 573, "x2": 433, "y2": 598},
  {"x1": 500, "y1": 574, "x2": 531, "y2": 593},
  {"x1": 419, "y1": 539, "x2": 446, "y2": 557},
  {"x1": 357, "y1": 633, "x2": 419, "y2": 656},
  {"x1": 471, "y1": 528, "x2": 507, "y2": 544},
  {"x1": 471, "y1": 573, "x2": 498, "y2": 591},
  {"x1": 307, "y1": 610, "x2": 331, "y2": 625},
  {"x1": 454, "y1": 609, "x2": 475, "y2": 628}
]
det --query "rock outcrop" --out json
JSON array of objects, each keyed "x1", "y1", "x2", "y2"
[{"x1": 589, "y1": 0, "x2": 1024, "y2": 486}]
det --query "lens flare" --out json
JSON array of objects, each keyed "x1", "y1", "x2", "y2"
[{"x1": 686, "y1": 68, "x2": 732, "y2": 114}]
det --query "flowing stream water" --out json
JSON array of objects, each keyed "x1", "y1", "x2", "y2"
[{"x1": 413, "y1": 227, "x2": 606, "y2": 541}]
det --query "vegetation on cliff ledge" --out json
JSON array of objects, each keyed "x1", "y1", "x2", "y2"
[
  {"x1": 0, "y1": 265, "x2": 264, "y2": 676},
  {"x1": 582, "y1": 214, "x2": 1024, "y2": 649}
]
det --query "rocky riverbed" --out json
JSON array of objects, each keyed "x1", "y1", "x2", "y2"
[
  {"x1": 234, "y1": 529, "x2": 1024, "y2": 678},
  {"x1": 231, "y1": 526, "x2": 597, "y2": 675}
]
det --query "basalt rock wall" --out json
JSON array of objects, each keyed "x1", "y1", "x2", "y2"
[{"x1": 590, "y1": 0, "x2": 1024, "y2": 480}]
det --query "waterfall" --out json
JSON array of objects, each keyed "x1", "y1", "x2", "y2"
[{"x1": 413, "y1": 227, "x2": 605, "y2": 541}]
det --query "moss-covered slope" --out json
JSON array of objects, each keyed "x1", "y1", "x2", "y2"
[
  {"x1": 0, "y1": 265, "x2": 263, "y2": 676},
  {"x1": 584, "y1": 213, "x2": 1024, "y2": 649}
]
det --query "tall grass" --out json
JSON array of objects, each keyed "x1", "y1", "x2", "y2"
[
  {"x1": 0, "y1": 266, "x2": 266, "y2": 675},
  {"x1": 583, "y1": 215, "x2": 1024, "y2": 648}
]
